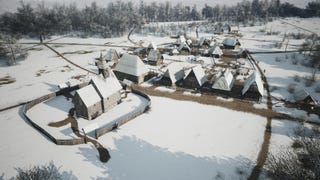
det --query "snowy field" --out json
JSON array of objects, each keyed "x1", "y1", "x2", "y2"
[
  {"x1": 0, "y1": 17, "x2": 319, "y2": 179},
  {"x1": 0, "y1": 96, "x2": 266, "y2": 179}
]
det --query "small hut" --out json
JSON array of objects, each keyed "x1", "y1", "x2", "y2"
[
  {"x1": 212, "y1": 69, "x2": 234, "y2": 91},
  {"x1": 206, "y1": 44, "x2": 223, "y2": 58},
  {"x1": 222, "y1": 37, "x2": 241, "y2": 49},
  {"x1": 103, "y1": 49, "x2": 119, "y2": 64},
  {"x1": 114, "y1": 53, "x2": 149, "y2": 84},
  {"x1": 293, "y1": 89, "x2": 318, "y2": 106},
  {"x1": 73, "y1": 84, "x2": 103, "y2": 120},
  {"x1": 183, "y1": 65, "x2": 208, "y2": 89},
  {"x1": 147, "y1": 49, "x2": 163, "y2": 66},
  {"x1": 242, "y1": 71, "x2": 264, "y2": 97}
]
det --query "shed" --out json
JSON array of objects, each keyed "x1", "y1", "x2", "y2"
[
  {"x1": 90, "y1": 73, "x2": 122, "y2": 113},
  {"x1": 242, "y1": 71, "x2": 264, "y2": 97},
  {"x1": 293, "y1": 89, "x2": 318, "y2": 105},
  {"x1": 114, "y1": 53, "x2": 149, "y2": 84},
  {"x1": 160, "y1": 63, "x2": 185, "y2": 86},
  {"x1": 212, "y1": 69, "x2": 234, "y2": 91},
  {"x1": 147, "y1": 42, "x2": 157, "y2": 50},
  {"x1": 73, "y1": 84, "x2": 103, "y2": 120},
  {"x1": 222, "y1": 37, "x2": 241, "y2": 49},
  {"x1": 183, "y1": 65, "x2": 208, "y2": 89},
  {"x1": 147, "y1": 49, "x2": 163, "y2": 66}
]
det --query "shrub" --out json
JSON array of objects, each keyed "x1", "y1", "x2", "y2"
[
  {"x1": 293, "y1": 74, "x2": 301, "y2": 82},
  {"x1": 287, "y1": 83, "x2": 296, "y2": 94},
  {"x1": 275, "y1": 57, "x2": 282, "y2": 62},
  {"x1": 13, "y1": 161, "x2": 75, "y2": 180},
  {"x1": 304, "y1": 76, "x2": 314, "y2": 87},
  {"x1": 266, "y1": 129, "x2": 320, "y2": 180}
]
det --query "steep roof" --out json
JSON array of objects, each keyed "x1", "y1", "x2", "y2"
[
  {"x1": 103, "y1": 49, "x2": 118, "y2": 61},
  {"x1": 148, "y1": 42, "x2": 157, "y2": 50},
  {"x1": 222, "y1": 37, "x2": 239, "y2": 46},
  {"x1": 114, "y1": 53, "x2": 149, "y2": 76},
  {"x1": 90, "y1": 72, "x2": 122, "y2": 99},
  {"x1": 212, "y1": 69, "x2": 234, "y2": 91},
  {"x1": 208, "y1": 44, "x2": 223, "y2": 56},
  {"x1": 242, "y1": 71, "x2": 264, "y2": 96},
  {"x1": 163, "y1": 63, "x2": 185, "y2": 84},
  {"x1": 184, "y1": 65, "x2": 208, "y2": 86},
  {"x1": 75, "y1": 84, "x2": 101, "y2": 107},
  {"x1": 147, "y1": 49, "x2": 160, "y2": 62}
]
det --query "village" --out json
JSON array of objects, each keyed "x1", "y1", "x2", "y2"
[{"x1": 1, "y1": 15, "x2": 320, "y2": 179}]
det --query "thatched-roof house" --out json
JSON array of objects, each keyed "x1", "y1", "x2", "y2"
[
  {"x1": 204, "y1": 44, "x2": 223, "y2": 58},
  {"x1": 242, "y1": 71, "x2": 264, "y2": 97},
  {"x1": 183, "y1": 65, "x2": 208, "y2": 89},
  {"x1": 90, "y1": 73, "x2": 122, "y2": 113},
  {"x1": 222, "y1": 37, "x2": 241, "y2": 49},
  {"x1": 103, "y1": 49, "x2": 119, "y2": 65},
  {"x1": 293, "y1": 89, "x2": 318, "y2": 105},
  {"x1": 114, "y1": 53, "x2": 149, "y2": 84},
  {"x1": 212, "y1": 69, "x2": 234, "y2": 91},
  {"x1": 74, "y1": 84, "x2": 103, "y2": 120},
  {"x1": 147, "y1": 49, "x2": 163, "y2": 66},
  {"x1": 160, "y1": 63, "x2": 185, "y2": 86}
]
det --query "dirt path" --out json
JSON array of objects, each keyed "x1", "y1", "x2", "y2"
[
  {"x1": 247, "y1": 53, "x2": 273, "y2": 180},
  {"x1": 278, "y1": 19, "x2": 318, "y2": 35},
  {"x1": 48, "y1": 108, "x2": 110, "y2": 163},
  {"x1": 127, "y1": 27, "x2": 143, "y2": 47},
  {"x1": 43, "y1": 43, "x2": 98, "y2": 75}
]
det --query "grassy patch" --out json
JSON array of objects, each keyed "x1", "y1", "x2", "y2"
[
  {"x1": 61, "y1": 50, "x2": 94, "y2": 55},
  {"x1": 0, "y1": 75, "x2": 16, "y2": 85}
]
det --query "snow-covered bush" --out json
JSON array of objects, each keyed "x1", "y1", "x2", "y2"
[
  {"x1": 287, "y1": 83, "x2": 296, "y2": 94},
  {"x1": 13, "y1": 161, "x2": 76, "y2": 180},
  {"x1": 315, "y1": 85, "x2": 320, "y2": 93},
  {"x1": 266, "y1": 128, "x2": 320, "y2": 180},
  {"x1": 293, "y1": 74, "x2": 301, "y2": 82}
]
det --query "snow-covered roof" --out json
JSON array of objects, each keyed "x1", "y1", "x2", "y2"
[
  {"x1": 148, "y1": 42, "x2": 157, "y2": 50},
  {"x1": 76, "y1": 84, "x2": 101, "y2": 107},
  {"x1": 222, "y1": 37, "x2": 239, "y2": 46},
  {"x1": 212, "y1": 69, "x2": 234, "y2": 91},
  {"x1": 242, "y1": 71, "x2": 264, "y2": 96},
  {"x1": 90, "y1": 72, "x2": 122, "y2": 99},
  {"x1": 178, "y1": 41, "x2": 191, "y2": 52},
  {"x1": 147, "y1": 49, "x2": 160, "y2": 62},
  {"x1": 163, "y1": 63, "x2": 185, "y2": 84},
  {"x1": 184, "y1": 65, "x2": 208, "y2": 86},
  {"x1": 199, "y1": 37, "x2": 206, "y2": 46},
  {"x1": 208, "y1": 45, "x2": 223, "y2": 56},
  {"x1": 293, "y1": 88, "x2": 318, "y2": 105},
  {"x1": 176, "y1": 36, "x2": 186, "y2": 44},
  {"x1": 103, "y1": 49, "x2": 118, "y2": 61},
  {"x1": 114, "y1": 53, "x2": 149, "y2": 76}
]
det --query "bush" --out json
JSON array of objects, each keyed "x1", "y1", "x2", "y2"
[
  {"x1": 315, "y1": 85, "x2": 320, "y2": 93},
  {"x1": 304, "y1": 76, "x2": 314, "y2": 87},
  {"x1": 13, "y1": 161, "x2": 75, "y2": 180},
  {"x1": 293, "y1": 74, "x2": 301, "y2": 82},
  {"x1": 275, "y1": 57, "x2": 282, "y2": 62},
  {"x1": 266, "y1": 128, "x2": 320, "y2": 180},
  {"x1": 287, "y1": 83, "x2": 296, "y2": 94}
]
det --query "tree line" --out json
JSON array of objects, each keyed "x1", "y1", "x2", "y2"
[{"x1": 0, "y1": 0, "x2": 319, "y2": 38}]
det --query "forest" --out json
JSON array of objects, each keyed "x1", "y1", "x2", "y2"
[{"x1": 0, "y1": 0, "x2": 319, "y2": 38}]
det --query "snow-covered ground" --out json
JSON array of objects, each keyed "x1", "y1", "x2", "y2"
[
  {"x1": 0, "y1": 96, "x2": 266, "y2": 179},
  {"x1": 1, "y1": 17, "x2": 319, "y2": 179}
]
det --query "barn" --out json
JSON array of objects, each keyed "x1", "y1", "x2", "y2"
[
  {"x1": 242, "y1": 71, "x2": 264, "y2": 97},
  {"x1": 90, "y1": 73, "x2": 122, "y2": 113},
  {"x1": 222, "y1": 37, "x2": 241, "y2": 49},
  {"x1": 73, "y1": 84, "x2": 103, "y2": 120},
  {"x1": 183, "y1": 65, "x2": 208, "y2": 89},
  {"x1": 114, "y1": 53, "x2": 149, "y2": 84},
  {"x1": 147, "y1": 49, "x2": 163, "y2": 66},
  {"x1": 212, "y1": 69, "x2": 234, "y2": 91}
]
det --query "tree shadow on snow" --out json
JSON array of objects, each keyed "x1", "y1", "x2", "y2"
[{"x1": 77, "y1": 136, "x2": 254, "y2": 180}]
